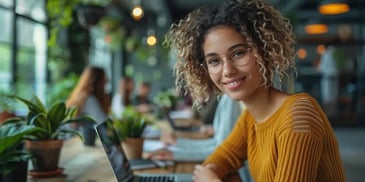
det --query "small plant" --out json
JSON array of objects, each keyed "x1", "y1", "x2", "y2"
[
  {"x1": 153, "y1": 89, "x2": 180, "y2": 109},
  {"x1": 0, "y1": 123, "x2": 41, "y2": 175},
  {"x1": 2, "y1": 94, "x2": 95, "y2": 141},
  {"x1": 112, "y1": 107, "x2": 153, "y2": 141}
]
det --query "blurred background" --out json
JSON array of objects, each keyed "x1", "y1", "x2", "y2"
[
  {"x1": 0, "y1": 0, "x2": 364, "y2": 123},
  {"x1": 0, "y1": 0, "x2": 364, "y2": 181}
]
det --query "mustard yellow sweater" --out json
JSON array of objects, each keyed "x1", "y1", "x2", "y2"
[{"x1": 204, "y1": 93, "x2": 345, "y2": 182}]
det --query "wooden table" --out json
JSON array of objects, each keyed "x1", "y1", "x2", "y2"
[
  {"x1": 26, "y1": 119, "x2": 240, "y2": 182},
  {"x1": 26, "y1": 137, "x2": 199, "y2": 182}
]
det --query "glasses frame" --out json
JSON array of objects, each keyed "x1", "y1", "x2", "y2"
[{"x1": 200, "y1": 47, "x2": 253, "y2": 74}]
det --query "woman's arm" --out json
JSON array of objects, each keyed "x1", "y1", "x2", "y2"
[{"x1": 203, "y1": 111, "x2": 249, "y2": 179}]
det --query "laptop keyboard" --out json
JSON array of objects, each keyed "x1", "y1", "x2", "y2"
[{"x1": 138, "y1": 175, "x2": 175, "y2": 182}]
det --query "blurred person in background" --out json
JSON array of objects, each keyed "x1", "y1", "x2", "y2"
[
  {"x1": 66, "y1": 66, "x2": 110, "y2": 145},
  {"x1": 318, "y1": 46, "x2": 339, "y2": 118},
  {"x1": 133, "y1": 81, "x2": 153, "y2": 113},
  {"x1": 111, "y1": 76, "x2": 134, "y2": 117}
]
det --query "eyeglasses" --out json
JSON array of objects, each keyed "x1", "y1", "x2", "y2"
[{"x1": 201, "y1": 46, "x2": 253, "y2": 74}]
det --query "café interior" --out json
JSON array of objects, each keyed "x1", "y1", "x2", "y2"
[{"x1": 0, "y1": 0, "x2": 364, "y2": 181}]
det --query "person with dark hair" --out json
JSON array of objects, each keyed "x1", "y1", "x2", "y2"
[
  {"x1": 165, "y1": 0, "x2": 346, "y2": 181},
  {"x1": 133, "y1": 81, "x2": 153, "y2": 113},
  {"x1": 66, "y1": 66, "x2": 110, "y2": 122},
  {"x1": 66, "y1": 66, "x2": 110, "y2": 145},
  {"x1": 111, "y1": 76, "x2": 134, "y2": 117}
]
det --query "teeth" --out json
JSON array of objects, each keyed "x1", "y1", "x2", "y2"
[{"x1": 226, "y1": 80, "x2": 239, "y2": 86}]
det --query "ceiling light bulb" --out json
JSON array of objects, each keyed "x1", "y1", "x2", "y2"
[{"x1": 131, "y1": 5, "x2": 144, "y2": 21}]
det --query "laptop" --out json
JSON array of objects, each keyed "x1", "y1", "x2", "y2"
[
  {"x1": 162, "y1": 109, "x2": 200, "y2": 132},
  {"x1": 95, "y1": 119, "x2": 193, "y2": 182}
]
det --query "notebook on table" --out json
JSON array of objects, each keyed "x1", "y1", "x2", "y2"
[
  {"x1": 95, "y1": 119, "x2": 193, "y2": 182},
  {"x1": 162, "y1": 109, "x2": 200, "y2": 132}
]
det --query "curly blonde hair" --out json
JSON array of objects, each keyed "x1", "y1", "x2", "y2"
[{"x1": 164, "y1": 0, "x2": 296, "y2": 109}]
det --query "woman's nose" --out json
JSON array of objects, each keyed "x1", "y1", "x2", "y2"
[{"x1": 222, "y1": 58, "x2": 237, "y2": 76}]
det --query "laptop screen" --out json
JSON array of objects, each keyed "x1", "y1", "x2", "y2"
[{"x1": 95, "y1": 119, "x2": 134, "y2": 182}]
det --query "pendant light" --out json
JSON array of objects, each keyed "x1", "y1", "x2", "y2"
[
  {"x1": 305, "y1": 23, "x2": 328, "y2": 34},
  {"x1": 319, "y1": 0, "x2": 350, "y2": 15}
]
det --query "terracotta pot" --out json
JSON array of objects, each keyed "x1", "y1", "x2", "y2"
[
  {"x1": 25, "y1": 140, "x2": 63, "y2": 172},
  {"x1": 121, "y1": 138, "x2": 144, "y2": 159},
  {"x1": 0, "y1": 111, "x2": 16, "y2": 123}
]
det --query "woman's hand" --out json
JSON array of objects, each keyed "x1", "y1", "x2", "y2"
[
  {"x1": 147, "y1": 149, "x2": 173, "y2": 160},
  {"x1": 199, "y1": 124, "x2": 215, "y2": 137},
  {"x1": 193, "y1": 164, "x2": 221, "y2": 182},
  {"x1": 160, "y1": 132, "x2": 177, "y2": 145}
]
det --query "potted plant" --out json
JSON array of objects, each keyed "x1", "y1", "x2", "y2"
[
  {"x1": 153, "y1": 89, "x2": 180, "y2": 110},
  {"x1": 2, "y1": 94, "x2": 95, "y2": 176},
  {"x1": 0, "y1": 123, "x2": 42, "y2": 182},
  {"x1": 0, "y1": 91, "x2": 17, "y2": 123},
  {"x1": 153, "y1": 89, "x2": 182, "y2": 119},
  {"x1": 111, "y1": 107, "x2": 153, "y2": 159}
]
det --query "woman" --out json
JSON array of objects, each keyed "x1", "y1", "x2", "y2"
[
  {"x1": 66, "y1": 66, "x2": 110, "y2": 145},
  {"x1": 165, "y1": 0, "x2": 346, "y2": 181}
]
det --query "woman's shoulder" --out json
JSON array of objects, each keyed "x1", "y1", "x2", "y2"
[
  {"x1": 283, "y1": 92, "x2": 318, "y2": 107},
  {"x1": 278, "y1": 92, "x2": 327, "y2": 135},
  {"x1": 278, "y1": 92, "x2": 322, "y2": 116}
]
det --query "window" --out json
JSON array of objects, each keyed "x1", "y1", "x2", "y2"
[
  {"x1": 0, "y1": 8, "x2": 12, "y2": 90},
  {"x1": 0, "y1": 0, "x2": 47, "y2": 103},
  {"x1": 16, "y1": 0, "x2": 46, "y2": 22}
]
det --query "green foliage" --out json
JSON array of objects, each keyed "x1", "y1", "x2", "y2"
[
  {"x1": 153, "y1": 89, "x2": 180, "y2": 109},
  {"x1": 46, "y1": 0, "x2": 110, "y2": 46},
  {"x1": 0, "y1": 124, "x2": 41, "y2": 175},
  {"x1": 112, "y1": 107, "x2": 153, "y2": 141},
  {"x1": 2, "y1": 94, "x2": 95, "y2": 140},
  {"x1": 46, "y1": 73, "x2": 79, "y2": 106}
]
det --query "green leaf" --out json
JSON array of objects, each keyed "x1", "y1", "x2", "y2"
[
  {"x1": 52, "y1": 129, "x2": 84, "y2": 141},
  {"x1": 62, "y1": 115, "x2": 96, "y2": 125},
  {"x1": 47, "y1": 102, "x2": 67, "y2": 131},
  {"x1": 0, "y1": 125, "x2": 42, "y2": 154}
]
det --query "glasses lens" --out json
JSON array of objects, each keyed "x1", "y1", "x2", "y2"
[
  {"x1": 202, "y1": 63, "x2": 219, "y2": 74},
  {"x1": 203, "y1": 47, "x2": 252, "y2": 74}
]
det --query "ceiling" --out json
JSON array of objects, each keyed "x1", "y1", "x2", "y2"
[{"x1": 113, "y1": 0, "x2": 365, "y2": 45}]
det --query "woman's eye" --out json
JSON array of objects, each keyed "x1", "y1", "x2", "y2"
[
  {"x1": 207, "y1": 59, "x2": 220, "y2": 66},
  {"x1": 232, "y1": 50, "x2": 246, "y2": 59}
]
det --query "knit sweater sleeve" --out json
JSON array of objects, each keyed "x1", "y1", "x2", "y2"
[
  {"x1": 275, "y1": 95, "x2": 326, "y2": 182},
  {"x1": 203, "y1": 111, "x2": 248, "y2": 179}
]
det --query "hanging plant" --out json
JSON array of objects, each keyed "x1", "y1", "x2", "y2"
[{"x1": 46, "y1": 0, "x2": 110, "y2": 46}]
